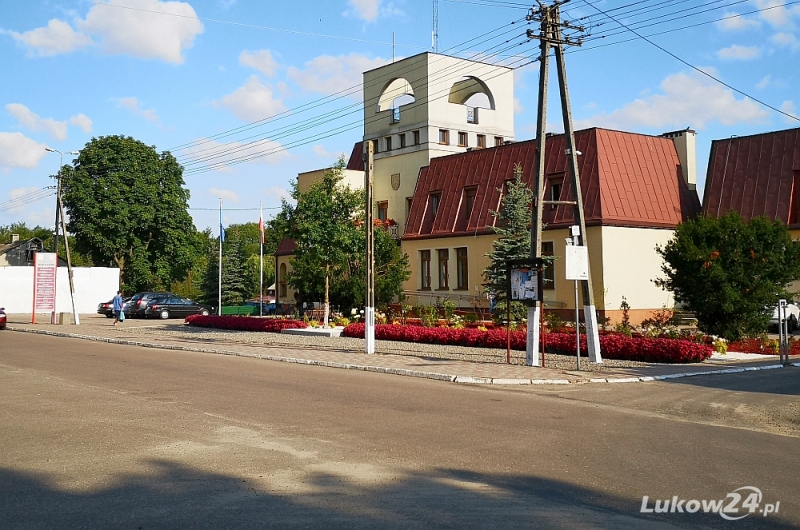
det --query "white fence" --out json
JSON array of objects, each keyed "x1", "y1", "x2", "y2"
[{"x1": 0, "y1": 266, "x2": 120, "y2": 314}]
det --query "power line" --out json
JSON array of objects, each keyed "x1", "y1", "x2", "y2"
[{"x1": 577, "y1": 0, "x2": 800, "y2": 123}]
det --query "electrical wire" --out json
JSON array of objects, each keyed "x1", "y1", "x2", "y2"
[{"x1": 0, "y1": 188, "x2": 56, "y2": 213}]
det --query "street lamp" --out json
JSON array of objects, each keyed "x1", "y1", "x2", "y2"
[{"x1": 45, "y1": 147, "x2": 80, "y2": 326}]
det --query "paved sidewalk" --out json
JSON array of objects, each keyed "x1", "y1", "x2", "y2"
[{"x1": 6, "y1": 315, "x2": 799, "y2": 385}]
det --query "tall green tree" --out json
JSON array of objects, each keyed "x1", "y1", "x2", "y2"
[
  {"x1": 656, "y1": 211, "x2": 800, "y2": 339},
  {"x1": 62, "y1": 136, "x2": 198, "y2": 292},
  {"x1": 199, "y1": 233, "x2": 250, "y2": 307},
  {"x1": 483, "y1": 165, "x2": 534, "y2": 318},
  {"x1": 279, "y1": 158, "x2": 409, "y2": 320},
  {"x1": 0, "y1": 222, "x2": 92, "y2": 266}
]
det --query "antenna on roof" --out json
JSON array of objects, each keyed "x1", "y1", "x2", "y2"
[{"x1": 432, "y1": 0, "x2": 439, "y2": 53}]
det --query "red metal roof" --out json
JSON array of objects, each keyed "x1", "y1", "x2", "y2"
[
  {"x1": 346, "y1": 142, "x2": 364, "y2": 171},
  {"x1": 275, "y1": 238, "x2": 297, "y2": 256},
  {"x1": 403, "y1": 128, "x2": 700, "y2": 240},
  {"x1": 702, "y1": 127, "x2": 800, "y2": 225}
]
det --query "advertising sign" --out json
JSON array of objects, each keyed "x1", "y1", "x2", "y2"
[
  {"x1": 32, "y1": 252, "x2": 57, "y2": 323},
  {"x1": 506, "y1": 258, "x2": 544, "y2": 304},
  {"x1": 565, "y1": 245, "x2": 589, "y2": 280}
]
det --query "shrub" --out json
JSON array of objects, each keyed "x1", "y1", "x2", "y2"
[
  {"x1": 340, "y1": 324, "x2": 712, "y2": 363},
  {"x1": 185, "y1": 315, "x2": 307, "y2": 332}
]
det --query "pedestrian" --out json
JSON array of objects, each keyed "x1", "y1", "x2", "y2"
[{"x1": 112, "y1": 290, "x2": 124, "y2": 326}]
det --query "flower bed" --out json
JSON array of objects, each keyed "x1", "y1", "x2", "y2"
[
  {"x1": 727, "y1": 338, "x2": 800, "y2": 355},
  {"x1": 342, "y1": 324, "x2": 712, "y2": 363},
  {"x1": 185, "y1": 315, "x2": 307, "y2": 332}
]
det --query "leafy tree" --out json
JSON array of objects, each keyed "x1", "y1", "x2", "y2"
[
  {"x1": 279, "y1": 158, "x2": 410, "y2": 320},
  {"x1": 656, "y1": 211, "x2": 800, "y2": 339},
  {"x1": 483, "y1": 165, "x2": 534, "y2": 320},
  {"x1": 61, "y1": 135, "x2": 198, "y2": 292}
]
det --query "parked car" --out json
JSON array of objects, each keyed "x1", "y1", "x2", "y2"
[
  {"x1": 770, "y1": 301, "x2": 800, "y2": 332},
  {"x1": 143, "y1": 296, "x2": 213, "y2": 319},
  {"x1": 0, "y1": 307, "x2": 6, "y2": 330},
  {"x1": 128, "y1": 292, "x2": 177, "y2": 318},
  {"x1": 97, "y1": 296, "x2": 131, "y2": 318},
  {"x1": 244, "y1": 300, "x2": 276, "y2": 315}
]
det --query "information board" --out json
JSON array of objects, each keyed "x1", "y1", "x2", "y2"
[
  {"x1": 565, "y1": 245, "x2": 589, "y2": 280},
  {"x1": 33, "y1": 252, "x2": 57, "y2": 322}
]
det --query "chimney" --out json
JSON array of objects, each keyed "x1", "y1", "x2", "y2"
[
  {"x1": 11, "y1": 233, "x2": 19, "y2": 243},
  {"x1": 661, "y1": 129, "x2": 697, "y2": 190}
]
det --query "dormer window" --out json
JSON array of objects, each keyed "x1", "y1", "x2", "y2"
[{"x1": 431, "y1": 192, "x2": 442, "y2": 218}]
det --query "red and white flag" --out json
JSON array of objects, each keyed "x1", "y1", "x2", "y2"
[{"x1": 258, "y1": 208, "x2": 265, "y2": 244}]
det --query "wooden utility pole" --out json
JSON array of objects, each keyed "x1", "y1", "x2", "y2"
[
  {"x1": 527, "y1": 0, "x2": 602, "y2": 364},
  {"x1": 364, "y1": 141, "x2": 375, "y2": 354}
]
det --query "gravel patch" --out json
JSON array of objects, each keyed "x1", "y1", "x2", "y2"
[{"x1": 120, "y1": 323, "x2": 661, "y2": 372}]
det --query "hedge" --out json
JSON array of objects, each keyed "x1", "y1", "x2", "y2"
[
  {"x1": 342, "y1": 324, "x2": 712, "y2": 363},
  {"x1": 185, "y1": 315, "x2": 307, "y2": 332}
]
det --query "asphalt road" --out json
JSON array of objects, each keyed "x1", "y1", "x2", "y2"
[{"x1": 1, "y1": 331, "x2": 798, "y2": 529}]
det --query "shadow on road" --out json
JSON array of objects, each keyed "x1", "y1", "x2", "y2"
[
  {"x1": 661, "y1": 366, "x2": 800, "y2": 396},
  {"x1": 0, "y1": 461, "x2": 794, "y2": 529}
]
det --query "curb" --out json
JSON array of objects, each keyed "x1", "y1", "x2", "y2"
[{"x1": 8, "y1": 326, "x2": 799, "y2": 386}]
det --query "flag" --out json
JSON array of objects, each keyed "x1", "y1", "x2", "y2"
[
  {"x1": 258, "y1": 210, "x2": 265, "y2": 245},
  {"x1": 219, "y1": 200, "x2": 225, "y2": 242}
]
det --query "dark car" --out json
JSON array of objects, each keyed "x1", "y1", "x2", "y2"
[
  {"x1": 97, "y1": 296, "x2": 131, "y2": 318},
  {"x1": 0, "y1": 307, "x2": 6, "y2": 330},
  {"x1": 128, "y1": 292, "x2": 176, "y2": 318},
  {"x1": 143, "y1": 296, "x2": 213, "y2": 319}
]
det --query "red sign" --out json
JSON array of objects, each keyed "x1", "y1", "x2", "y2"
[{"x1": 32, "y1": 252, "x2": 57, "y2": 324}]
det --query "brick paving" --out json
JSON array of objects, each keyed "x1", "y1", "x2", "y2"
[{"x1": 6, "y1": 314, "x2": 799, "y2": 385}]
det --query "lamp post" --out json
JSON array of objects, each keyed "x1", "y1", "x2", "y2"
[{"x1": 45, "y1": 147, "x2": 80, "y2": 325}]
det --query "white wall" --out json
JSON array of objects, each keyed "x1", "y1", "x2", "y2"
[{"x1": 0, "y1": 266, "x2": 120, "y2": 314}]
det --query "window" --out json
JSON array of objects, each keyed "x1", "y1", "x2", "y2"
[
  {"x1": 542, "y1": 241, "x2": 555, "y2": 290},
  {"x1": 385, "y1": 136, "x2": 392, "y2": 151},
  {"x1": 371, "y1": 139, "x2": 379, "y2": 154},
  {"x1": 391, "y1": 107, "x2": 400, "y2": 123},
  {"x1": 467, "y1": 107, "x2": 478, "y2": 124},
  {"x1": 413, "y1": 130, "x2": 420, "y2": 145},
  {"x1": 430, "y1": 193, "x2": 442, "y2": 218},
  {"x1": 550, "y1": 180, "x2": 563, "y2": 208},
  {"x1": 495, "y1": 136, "x2": 504, "y2": 146},
  {"x1": 279, "y1": 263, "x2": 287, "y2": 297},
  {"x1": 438, "y1": 249, "x2": 449, "y2": 289},
  {"x1": 463, "y1": 186, "x2": 477, "y2": 224},
  {"x1": 458, "y1": 132, "x2": 468, "y2": 147},
  {"x1": 399, "y1": 133, "x2": 406, "y2": 149},
  {"x1": 456, "y1": 248, "x2": 468, "y2": 290},
  {"x1": 377, "y1": 201, "x2": 388, "y2": 222},
  {"x1": 476, "y1": 134, "x2": 486, "y2": 149},
  {"x1": 420, "y1": 250, "x2": 431, "y2": 289},
  {"x1": 439, "y1": 129, "x2": 449, "y2": 145},
  {"x1": 406, "y1": 197, "x2": 414, "y2": 225}
]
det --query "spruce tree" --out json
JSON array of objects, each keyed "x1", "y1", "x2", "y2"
[{"x1": 483, "y1": 164, "x2": 533, "y2": 319}]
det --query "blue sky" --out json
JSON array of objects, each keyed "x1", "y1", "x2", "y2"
[{"x1": 1, "y1": 0, "x2": 798, "y2": 233}]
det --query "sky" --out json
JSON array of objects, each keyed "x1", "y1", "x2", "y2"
[{"x1": 1, "y1": 0, "x2": 798, "y2": 233}]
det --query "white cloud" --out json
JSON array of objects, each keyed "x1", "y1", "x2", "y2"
[
  {"x1": 210, "y1": 187, "x2": 240, "y2": 203},
  {"x1": 716, "y1": 12, "x2": 760, "y2": 31},
  {"x1": 79, "y1": 0, "x2": 203, "y2": 64},
  {"x1": 313, "y1": 145, "x2": 335, "y2": 158},
  {"x1": 0, "y1": 132, "x2": 49, "y2": 169},
  {"x1": 757, "y1": 75, "x2": 772, "y2": 89},
  {"x1": 213, "y1": 75, "x2": 287, "y2": 121},
  {"x1": 5, "y1": 104, "x2": 67, "y2": 141},
  {"x1": 287, "y1": 53, "x2": 390, "y2": 98},
  {"x1": 5, "y1": 187, "x2": 41, "y2": 215},
  {"x1": 69, "y1": 113, "x2": 93, "y2": 134},
  {"x1": 25, "y1": 206, "x2": 56, "y2": 228},
  {"x1": 239, "y1": 49, "x2": 278, "y2": 77},
  {"x1": 772, "y1": 32, "x2": 800, "y2": 51},
  {"x1": 6, "y1": 19, "x2": 93, "y2": 57},
  {"x1": 348, "y1": 0, "x2": 380, "y2": 22},
  {"x1": 116, "y1": 97, "x2": 160, "y2": 123},
  {"x1": 717, "y1": 44, "x2": 761, "y2": 60},
  {"x1": 513, "y1": 98, "x2": 524, "y2": 114},
  {"x1": 574, "y1": 71, "x2": 769, "y2": 130},
  {"x1": 755, "y1": 0, "x2": 794, "y2": 27},
  {"x1": 781, "y1": 100, "x2": 799, "y2": 123},
  {"x1": 263, "y1": 186, "x2": 292, "y2": 203}
]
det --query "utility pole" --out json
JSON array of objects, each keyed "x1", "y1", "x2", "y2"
[
  {"x1": 364, "y1": 141, "x2": 375, "y2": 354},
  {"x1": 527, "y1": 0, "x2": 602, "y2": 364},
  {"x1": 432, "y1": 0, "x2": 439, "y2": 52}
]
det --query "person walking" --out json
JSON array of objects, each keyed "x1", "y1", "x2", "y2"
[{"x1": 112, "y1": 290, "x2": 124, "y2": 326}]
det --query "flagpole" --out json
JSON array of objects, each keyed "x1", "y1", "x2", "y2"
[
  {"x1": 218, "y1": 198, "x2": 223, "y2": 316},
  {"x1": 259, "y1": 200, "x2": 264, "y2": 318}
]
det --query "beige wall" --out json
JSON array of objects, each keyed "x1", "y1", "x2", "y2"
[
  {"x1": 599, "y1": 226, "x2": 675, "y2": 319},
  {"x1": 297, "y1": 168, "x2": 364, "y2": 194},
  {"x1": 275, "y1": 255, "x2": 297, "y2": 306}
]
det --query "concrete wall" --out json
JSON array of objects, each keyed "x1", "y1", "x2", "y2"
[{"x1": 0, "y1": 266, "x2": 120, "y2": 314}]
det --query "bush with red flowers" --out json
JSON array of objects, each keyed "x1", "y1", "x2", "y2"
[
  {"x1": 342, "y1": 324, "x2": 712, "y2": 363},
  {"x1": 185, "y1": 315, "x2": 307, "y2": 332},
  {"x1": 727, "y1": 338, "x2": 800, "y2": 355}
]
